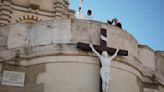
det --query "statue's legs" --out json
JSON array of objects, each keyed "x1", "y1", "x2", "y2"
[
  {"x1": 101, "y1": 71, "x2": 110, "y2": 92},
  {"x1": 101, "y1": 72, "x2": 106, "y2": 92},
  {"x1": 105, "y1": 73, "x2": 110, "y2": 92},
  {"x1": 106, "y1": 76, "x2": 110, "y2": 92},
  {"x1": 102, "y1": 81, "x2": 106, "y2": 92},
  {"x1": 100, "y1": 67, "x2": 111, "y2": 92}
]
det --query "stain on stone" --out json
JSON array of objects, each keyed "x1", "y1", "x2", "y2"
[{"x1": 0, "y1": 63, "x2": 45, "y2": 92}]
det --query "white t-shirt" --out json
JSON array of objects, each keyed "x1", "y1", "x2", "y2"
[{"x1": 83, "y1": 15, "x2": 93, "y2": 20}]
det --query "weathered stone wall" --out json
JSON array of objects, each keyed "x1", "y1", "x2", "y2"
[
  {"x1": 11, "y1": 0, "x2": 54, "y2": 11},
  {"x1": 0, "y1": 26, "x2": 9, "y2": 50},
  {"x1": 156, "y1": 51, "x2": 164, "y2": 77},
  {"x1": 0, "y1": 19, "x2": 163, "y2": 92},
  {"x1": 138, "y1": 45, "x2": 155, "y2": 71},
  {"x1": 109, "y1": 61, "x2": 142, "y2": 92},
  {"x1": 0, "y1": 64, "x2": 45, "y2": 92},
  {"x1": 0, "y1": 0, "x2": 75, "y2": 26},
  {"x1": 159, "y1": 85, "x2": 164, "y2": 92},
  {"x1": 37, "y1": 59, "x2": 100, "y2": 92},
  {"x1": 155, "y1": 51, "x2": 164, "y2": 92}
]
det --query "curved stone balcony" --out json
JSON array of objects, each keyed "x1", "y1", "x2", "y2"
[
  {"x1": 0, "y1": 19, "x2": 139, "y2": 65},
  {"x1": 0, "y1": 19, "x2": 163, "y2": 92}
]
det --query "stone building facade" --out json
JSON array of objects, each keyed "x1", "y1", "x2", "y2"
[
  {"x1": 0, "y1": 0, "x2": 75, "y2": 26},
  {"x1": 0, "y1": 0, "x2": 164, "y2": 92}
]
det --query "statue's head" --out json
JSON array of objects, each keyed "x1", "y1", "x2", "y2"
[{"x1": 102, "y1": 51, "x2": 108, "y2": 57}]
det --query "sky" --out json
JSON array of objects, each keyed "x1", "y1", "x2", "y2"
[{"x1": 69, "y1": 0, "x2": 164, "y2": 51}]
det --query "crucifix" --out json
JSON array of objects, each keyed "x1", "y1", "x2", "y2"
[
  {"x1": 77, "y1": 28, "x2": 128, "y2": 92},
  {"x1": 77, "y1": 28, "x2": 128, "y2": 56}
]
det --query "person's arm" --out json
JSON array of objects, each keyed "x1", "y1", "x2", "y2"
[
  {"x1": 110, "y1": 48, "x2": 119, "y2": 60},
  {"x1": 107, "y1": 20, "x2": 113, "y2": 24},
  {"x1": 77, "y1": 7, "x2": 81, "y2": 18},
  {"x1": 89, "y1": 43, "x2": 101, "y2": 58}
]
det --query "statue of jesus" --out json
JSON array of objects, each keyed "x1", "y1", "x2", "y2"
[{"x1": 89, "y1": 44, "x2": 119, "y2": 92}]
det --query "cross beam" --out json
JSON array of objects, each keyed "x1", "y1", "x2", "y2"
[{"x1": 77, "y1": 28, "x2": 128, "y2": 56}]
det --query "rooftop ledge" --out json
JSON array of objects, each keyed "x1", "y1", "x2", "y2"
[
  {"x1": 0, "y1": 19, "x2": 157, "y2": 57},
  {"x1": 0, "y1": 19, "x2": 164, "y2": 86}
]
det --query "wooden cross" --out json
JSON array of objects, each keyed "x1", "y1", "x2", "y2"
[{"x1": 77, "y1": 28, "x2": 128, "y2": 56}]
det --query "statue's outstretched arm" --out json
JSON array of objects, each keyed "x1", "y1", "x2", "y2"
[
  {"x1": 110, "y1": 48, "x2": 119, "y2": 60},
  {"x1": 89, "y1": 43, "x2": 101, "y2": 58}
]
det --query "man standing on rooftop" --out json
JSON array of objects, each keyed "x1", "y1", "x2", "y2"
[{"x1": 77, "y1": 0, "x2": 93, "y2": 20}]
